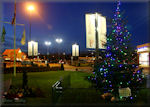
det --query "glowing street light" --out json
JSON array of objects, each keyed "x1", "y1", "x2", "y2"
[
  {"x1": 56, "y1": 38, "x2": 63, "y2": 44},
  {"x1": 45, "y1": 41, "x2": 51, "y2": 46},
  {"x1": 27, "y1": 5, "x2": 34, "y2": 11}
]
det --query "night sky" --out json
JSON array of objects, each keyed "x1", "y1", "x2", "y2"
[{"x1": 2, "y1": 1, "x2": 149, "y2": 54}]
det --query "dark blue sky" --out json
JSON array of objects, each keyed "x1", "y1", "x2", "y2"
[{"x1": 2, "y1": 1, "x2": 149, "y2": 54}]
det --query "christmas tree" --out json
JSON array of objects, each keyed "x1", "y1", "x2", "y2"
[{"x1": 92, "y1": 0, "x2": 145, "y2": 101}]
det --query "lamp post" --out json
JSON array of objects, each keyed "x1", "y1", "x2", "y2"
[
  {"x1": 95, "y1": 12, "x2": 99, "y2": 63},
  {"x1": 22, "y1": 4, "x2": 34, "y2": 95},
  {"x1": 27, "y1": 5, "x2": 34, "y2": 41},
  {"x1": 56, "y1": 38, "x2": 63, "y2": 59},
  {"x1": 45, "y1": 41, "x2": 51, "y2": 61},
  {"x1": 55, "y1": 38, "x2": 64, "y2": 70},
  {"x1": 55, "y1": 38, "x2": 63, "y2": 62}
]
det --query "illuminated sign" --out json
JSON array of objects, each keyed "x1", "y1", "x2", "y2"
[
  {"x1": 28, "y1": 41, "x2": 38, "y2": 56},
  {"x1": 85, "y1": 13, "x2": 106, "y2": 49},
  {"x1": 34, "y1": 42, "x2": 38, "y2": 56},
  {"x1": 28, "y1": 42, "x2": 32, "y2": 56},
  {"x1": 137, "y1": 46, "x2": 150, "y2": 52},
  {"x1": 139, "y1": 53, "x2": 149, "y2": 66},
  {"x1": 119, "y1": 87, "x2": 131, "y2": 97},
  {"x1": 72, "y1": 44, "x2": 79, "y2": 56}
]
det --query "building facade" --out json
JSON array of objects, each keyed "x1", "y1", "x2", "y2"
[
  {"x1": 137, "y1": 43, "x2": 150, "y2": 74},
  {"x1": 2, "y1": 48, "x2": 27, "y2": 61}
]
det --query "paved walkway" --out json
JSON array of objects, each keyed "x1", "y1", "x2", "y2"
[{"x1": 49, "y1": 63, "x2": 93, "y2": 73}]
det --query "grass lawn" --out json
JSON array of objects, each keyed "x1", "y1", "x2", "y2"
[
  {"x1": 3, "y1": 71, "x2": 149, "y2": 106},
  {"x1": 3, "y1": 71, "x2": 96, "y2": 105}
]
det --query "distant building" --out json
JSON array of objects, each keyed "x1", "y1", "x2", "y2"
[
  {"x1": 137, "y1": 43, "x2": 150, "y2": 74},
  {"x1": 2, "y1": 48, "x2": 27, "y2": 61}
]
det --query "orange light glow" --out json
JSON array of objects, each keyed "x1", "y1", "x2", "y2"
[
  {"x1": 25, "y1": 2, "x2": 36, "y2": 13},
  {"x1": 24, "y1": 2, "x2": 43, "y2": 21},
  {"x1": 27, "y1": 5, "x2": 34, "y2": 11}
]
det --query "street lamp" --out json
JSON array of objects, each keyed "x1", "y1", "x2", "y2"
[
  {"x1": 45, "y1": 41, "x2": 51, "y2": 56},
  {"x1": 45, "y1": 41, "x2": 51, "y2": 62},
  {"x1": 55, "y1": 38, "x2": 63, "y2": 61},
  {"x1": 27, "y1": 4, "x2": 35, "y2": 41},
  {"x1": 27, "y1": 5, "x2": 34, "y2": 11},
  {"x1": 56, "y1": 38, "x2": 63, "y2": 44},
  {"x1": 55, "y1": 38, "x2": 64, "y2": 70}
]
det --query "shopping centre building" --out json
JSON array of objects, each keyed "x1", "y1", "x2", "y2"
[{"x1": 137, "y1": 43, "x2": 150, "y2": 75}]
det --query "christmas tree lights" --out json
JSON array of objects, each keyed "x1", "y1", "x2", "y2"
[{"x1": 91, "y1": 0, "x2": 145, "y2": 102}]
